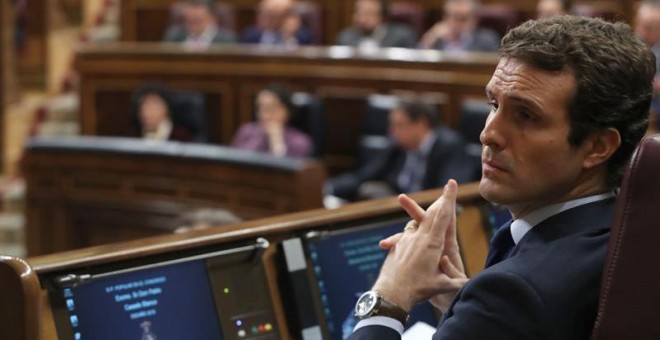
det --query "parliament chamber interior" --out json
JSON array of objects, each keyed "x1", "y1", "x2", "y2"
[{"x1": 0, "y1": 0, "x2": 657, "y2": 339}]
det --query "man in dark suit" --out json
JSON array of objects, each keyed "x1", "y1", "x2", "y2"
[
  {"x1": 163, "y1": 0, "x2": 236, "y2": 49},
  {"x1": 337, "y1": 0, "x2": 417, "y2": 49},
  {"x1": 348, "y1": 16, "x2": 655, "y2": 339},
  {"x1": 327, "y1": 100, "x2": 472, "y2": 201},
  {"x1": 240, "y1": 0, "x2": 313, "y2": 46},
  {"x1": 419, "y1": 0, "x2": 499, "y2": 52}
]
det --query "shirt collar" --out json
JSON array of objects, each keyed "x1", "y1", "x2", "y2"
[
  {"x1": 510, "y1": 191, "x2": 616, "y2": 244},
  {"x1": 185, "y1": 25, "x2": 218, "y2": 49},
  {"x1": 417, "y1": 131, "x2": 436, "y2": 157}
]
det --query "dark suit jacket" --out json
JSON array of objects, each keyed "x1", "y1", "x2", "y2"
[
  {"x1": 337, "y1": 24, "x2": 417, "y2": 48},
  {"x1": 349, "y1": 197, "x2": 616, "y2": 340},
  {"x1": 432, "y1": 28, "x2": 500, "y2": 52},
  {"x1": 239, "y1": 26, "x2": 313, "y2": 45},
  {"x1": 329, "y1": 126, "x2": 472, "y2": 200},
  {"x1": 163, "y1": 25, "x2": 236, "y2": 44}
]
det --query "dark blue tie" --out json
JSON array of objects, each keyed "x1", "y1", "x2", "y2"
[
  {"x1": 400, "y1": 151, "x2": 424, "y2": 193},
  {"x1": 484, "y1": 221, "x2": 515, "y2": 268}
]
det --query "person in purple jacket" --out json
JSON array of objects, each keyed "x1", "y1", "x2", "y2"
[{"x1": 231, "y1": 84, "x2": 312, "y2": 158}]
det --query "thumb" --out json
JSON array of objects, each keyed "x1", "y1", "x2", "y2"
[{"x1": 379, "y1": 233, "x2": 403, "y2": 250}]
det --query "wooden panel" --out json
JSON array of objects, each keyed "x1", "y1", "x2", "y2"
[
  {"x1": 0, "y1": 0, "x2": 12, "y2": 172},
  {"x1": 16, "y1": 0, "x2": 48, "y2": 89},
  {"x1": 77, "y1": 43, "x2": 498, "y2": 172},
  {"x1": 24, "y1": 137, "x2": 326, "y2": 256},
  {"x1": 0, "y1": 256, "x2": 43, "y2": 340}
]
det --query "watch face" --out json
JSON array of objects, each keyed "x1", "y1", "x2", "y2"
[{"x1": 355, "y1": 291, "x2": 379, "y2": 318}]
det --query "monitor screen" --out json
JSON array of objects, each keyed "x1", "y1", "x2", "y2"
[
  {"x1": 63, "y1": 259, "x2": 222, "y2": 340},
  {"x1": 47, "y1": 241, "x2": 279, "y2": 340},
  {"x1": 305, "y1": 219, "x2": 439, "y2": 339}
]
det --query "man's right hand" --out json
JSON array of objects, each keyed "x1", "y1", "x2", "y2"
[
  {"x1": 378, "y1": 181, "x2": 468, "y2": 312},
  {"x1": 371, "y1": 180, "x2": 468, "y2": 312}
]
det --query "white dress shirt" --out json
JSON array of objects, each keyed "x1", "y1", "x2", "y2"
[
  {"x1": 183, "y1": 25, "x2": 218, "y2": 50},
  {"x1": 353, "y1": 191, "x2": 616, "y2": 335}
]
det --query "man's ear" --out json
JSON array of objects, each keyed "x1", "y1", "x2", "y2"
[{"x1": 582, "y1": 128, "x2": 621, "y2": 169}]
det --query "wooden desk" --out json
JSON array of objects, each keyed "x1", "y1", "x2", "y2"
[
  {"x1": 24, "y1": 136, "x2": 326, "y2": 256},
  {"x1": 77, "y1": 43, "x2": 498, "y2": 171},
  {"x1": 1, "y1": 182, "x2": 490, "y2": 340}
]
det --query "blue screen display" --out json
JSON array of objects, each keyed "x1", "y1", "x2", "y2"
[
  {"x1": 307, "y1": 220, "x2": 438, "y2": 339},
  {"x1": 63, "y1": 259, "x2": 223, "y2": 340}
]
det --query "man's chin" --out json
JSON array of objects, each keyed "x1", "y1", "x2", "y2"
[{"x1": 479, "y1": 177, "x2": 506, "y2": 204}]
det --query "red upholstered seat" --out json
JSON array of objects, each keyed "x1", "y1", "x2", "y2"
[{"x1": 591, "y1": 135, "x2": 660, "y2": 340}]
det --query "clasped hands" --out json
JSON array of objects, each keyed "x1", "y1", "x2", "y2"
[{"x1": 372, "y1": 179, "x2": 469, "y2": 314}]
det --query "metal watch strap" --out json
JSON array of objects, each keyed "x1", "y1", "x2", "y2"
[{"x1": 376, "y1": 297, "x2": 409, "y2": 325}]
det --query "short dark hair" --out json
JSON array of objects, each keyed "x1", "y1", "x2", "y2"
[
  {"x1": 558, "y1": 0, "x2": 573, "y2": 12},
  {"x1": 259, "y1": 83, "x2": 294, "y2": 117},
  {"x1": 186, "y1": 0, "x2": 214, "y2": 14},
  {"x1": 398, "y1": 99, "x2": 439, "y2": 128},
  {"x1": 132, "y1": 83, "x2": 174, "y2": 118},
  {"x1": 379, "y1": 0, "x2": 389, "y2": 18},
  {"x1": 500, "y1": 16, "x2": 656, "y2": 187}
]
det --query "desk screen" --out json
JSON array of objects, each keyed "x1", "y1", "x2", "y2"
[
  {"x1": 64, "y1": 259, "x2": 222, "y2": 340},
  {"x1": 47, "y1": 241, "x2": 278, "y2": 340},
  {"x1": 306, "y1": 219, "x2": 438, "y2": 339}
]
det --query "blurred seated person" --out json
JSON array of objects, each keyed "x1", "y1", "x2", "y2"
[
  {"x1": 337, "y1": 0, "x2": 417, "y2": 49},
  {"x1": 536, "y1": 0, "x2": 571, "y2": 19},
  {"x1": 418, "y1": 0, "x2": 500, "y2": 52},
  {"x1": 240, "y1": 0, "x2": 312, "y2": 46},
  {"x1": 132, "y1": 84, "x2": 197, "y2": 142},
  {"x1": 163, "y1": 0, "x2": 236, "y2": 49},
  {"x1": 327, "y1": 99, "x2": 471, "y2": 201},
  {"x1": 174, "y1": 208, "x2": 242, "y2": 233},
  {"x1": 231, "y1": 84, "x2": 312, "y2": 158}
]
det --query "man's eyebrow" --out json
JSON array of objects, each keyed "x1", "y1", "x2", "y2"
[
  {"x1": 483, "y1": 87, "x2": 545, "y2": 113},
  {"x1": 508, "y1": 94, "x2": 544, "y2": 113}
]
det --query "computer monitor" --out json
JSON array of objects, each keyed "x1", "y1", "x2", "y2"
[
  {"x1": 282, "y1": 218, "x2": 439, "y2": 340},
  {"x1": 44, "y1": 239, "x2": 279, "y2": 340}
]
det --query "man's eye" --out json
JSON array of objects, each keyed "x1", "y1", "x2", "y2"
[
  {"x1": 489, "y1": 101, "x2": 498, "y2": 110},
  {"x1": 518, "y1": 110, "x2": 535, "y2": 122}
]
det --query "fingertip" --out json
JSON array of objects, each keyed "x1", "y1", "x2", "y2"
[{"x1": 442, "y1": 179, "x2": 458, "y2": 198}]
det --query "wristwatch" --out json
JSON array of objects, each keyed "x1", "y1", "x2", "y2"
[{"x1": 354, "y1": 290, "x2": 409, "y2": 324}]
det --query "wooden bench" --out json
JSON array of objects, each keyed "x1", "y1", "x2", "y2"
[
  {"x1": 77, "y1": 42, "x2": 498, "y2": 172},
  {"x1": 24, "y1": 136, "x2": 326, "y2": 256},
  {"x1": 0, "y1": 182, "x2": 492, "y2": 339}
]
